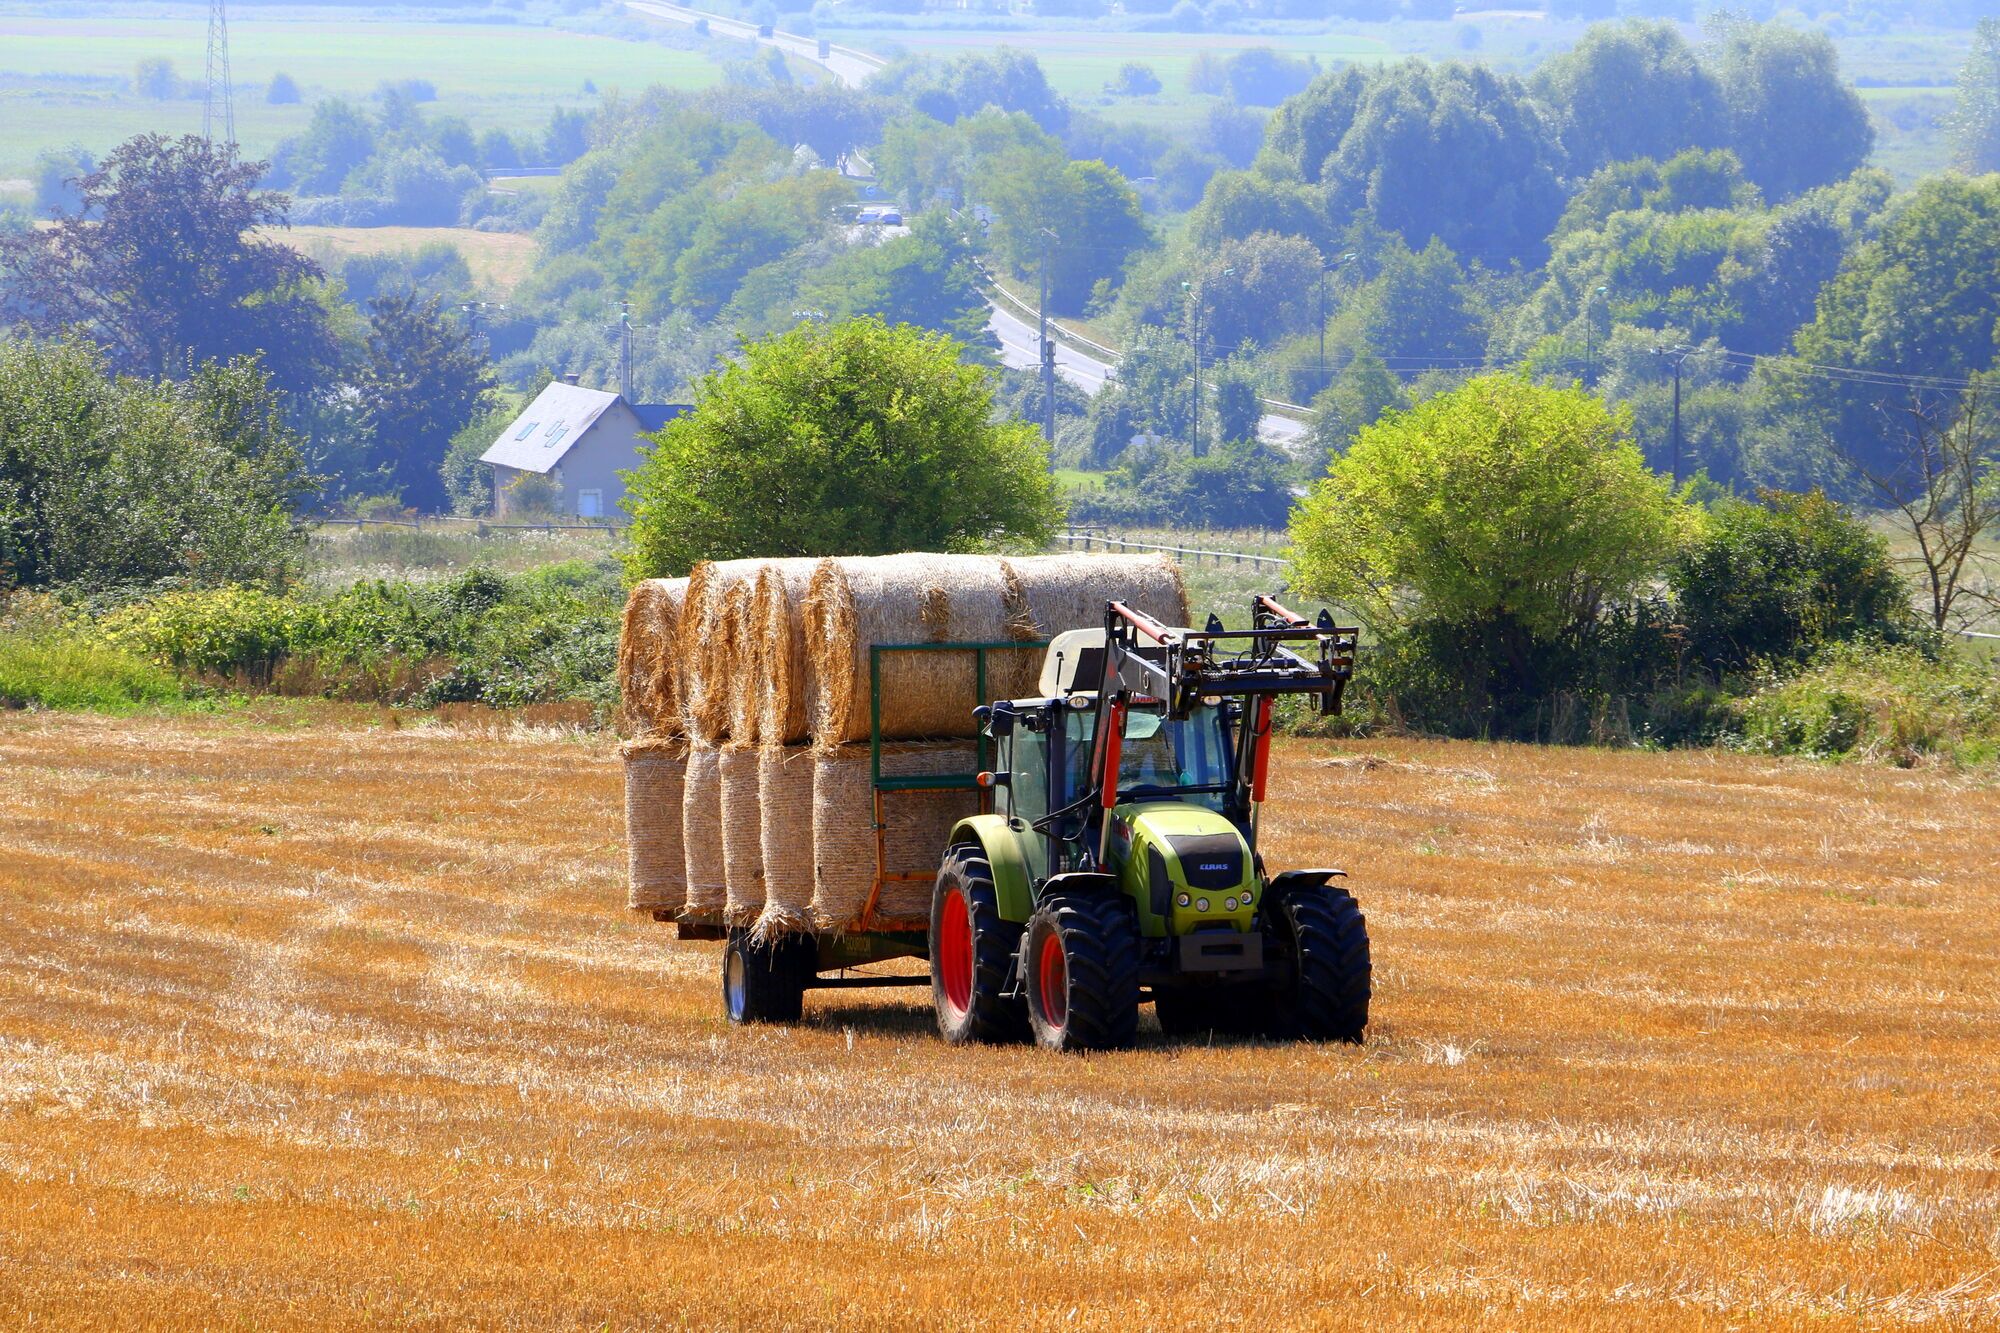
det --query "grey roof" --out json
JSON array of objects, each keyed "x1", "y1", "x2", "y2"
[
  {"x1": 479, "y1": 381, "x2": 623, "y2": 474},
  {"x1": 631, "y1": 403, "x2": 690, "y2": 432}
]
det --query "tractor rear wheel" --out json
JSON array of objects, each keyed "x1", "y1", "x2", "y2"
[
  {"x1": 1023, "y1": 893, "x2": 1140, "y2": 1052},
  {"x1": 1262, "y1": 884, "x2": 1371, "y2": 1043},
  {"x1": 723, "y1": 928, "x2": 815, "y2": 1024},
  {"x1": 929, "y1": 848, "x2": 1027, "y2": 1044}
]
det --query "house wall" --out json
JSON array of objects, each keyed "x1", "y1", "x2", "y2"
[{"x1": 488, "y1": 403, "x2": 650, "y2": 520}]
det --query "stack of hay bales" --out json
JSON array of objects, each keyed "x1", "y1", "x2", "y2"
[
  {"x1": 619, "y1": 553, "x2": 1187, "y2": 937},
  {"x1": 618, "y1": 577, "x2": 690, "y2": 915}
]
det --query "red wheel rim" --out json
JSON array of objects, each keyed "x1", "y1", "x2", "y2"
[
  {"x1": 1037, "y1": 931, "x2": 1067, "y2": 1029},
  {"x1": 938, "y1": 887, "x2": 973, "y2": 1017}
]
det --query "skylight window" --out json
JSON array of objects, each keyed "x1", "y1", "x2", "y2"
[{"x1": 514, "y1": 420, "x2": 539, "y2": 440}]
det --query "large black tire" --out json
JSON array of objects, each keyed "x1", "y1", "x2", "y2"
[
  {"x1": 1022, "y1": 892, "x2": 1140, "y2": 1052},
  {"x1": 723, "y1": 929, "x2": 814, "y2": 1024},
  {"x1": 930, "y1": 848, "x2": 1028, "y2": 1044},
  {"x1": 1153, "y1": 982, "x2": 1267, "y2": 1040},
  {"x1": 1262, "y1": 884, "x2": 1371, "y2": 1042}
]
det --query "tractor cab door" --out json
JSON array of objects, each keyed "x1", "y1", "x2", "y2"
[{"x1": 999, "y1": 711, "x2": 1055, "y2": 882}]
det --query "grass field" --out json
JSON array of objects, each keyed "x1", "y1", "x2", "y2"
[
  {"x1": 3, "y1": 709, "x2": 1997, "y2": 1326},
  {"x1": 0, "y1": 12, "x2": 719, "y2": 180},
  {"x1": 273, "y1": 224, "x2": 540, "y2": 295}
]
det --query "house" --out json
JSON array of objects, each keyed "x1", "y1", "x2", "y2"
[{"x1": 479, "y1": 378, "x2": 687, "y2": 519}]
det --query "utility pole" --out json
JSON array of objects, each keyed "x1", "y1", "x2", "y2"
[
  {"x1": 1318, "y1": 252, "x2": 1356, "y2": 395},
  {"x1": 1184, "y1": 279, "x2": 1203, "y2": 458},
  {"x1": 203, "y1": 0, "x2": 235, "y2": 147},
  {"x1": 1038, "y1": 228, "x2": 1057, "y2": 447},
  {"x1": 619, "y1": 301, "x2": 634, "y2": 403},
  {"x1": 1585, "y1": 284, "x2": 1606, "y2": 386},
  {"x1": 1655, "y1": 344, "x2": 1691, "y2": 486}
]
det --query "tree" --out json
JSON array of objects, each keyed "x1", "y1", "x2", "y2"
[
  {"x1": 1212, "y1": 366, "x2": 1262, "y2": 447},
  {"x1": 277, "y1": 99, "x2": 377, "y2": 194},
  {"x1": 133, "y1": 58, "x2": 178, "y2": 101},
  {"x1": 1787, "y1": 174, "x2": 2000, "y2": 475},
  {"x1": 355, "y1": 294, "x2": 496, "y2": 513},
  {"x1": 0, "y1": 135, "x2": 338, "y2": 399},
  {"x1": 1220, "y1": 49, "x2": 1319, "y2": 107},
  {"x1": 31, "y1": 145, "x2": 93, "y2": 216},
  {"x1": 803, "y1": 213, "x2": 994, "y2": 349},
  {"x1": 1108, "y1": 63, "x2": 1162, "y2": 97},
  {"x1": 1303, "y1": 347, "x2": 1405, "y2": 464},
  {"x1": 1668, "y1": 490, "x2": 1918, "y2": 670},
  {"x1": 266, "y1": 72, "x2": 302, "y2": 105},
  {"x1": 979, "y1": 153, "x2": 1149, "y2": 313},
  {"x1": 623, "y1": 319, "x2": 1060, "y2": 575},
  {"x1": 1839, "y1": 381, "x2": 2000, "y2": 634},
  {"x1": 0, "y1": 338, "x2": 306, "y2": 590},
  {"x1": 1708, "y1": 20, "x2": 1873, "y2": 203},
  {"x1": 1530, "y1": 21, "x2": 1726, "y2": 177},
  {"x1": 1266, "y1": 61, "x2": 1565, "y2": 265},
  {"x1": 1185, "y1": 171, "x2": 1327, "y2": 251},
  {"x1": 1292, "y1": 375, "x2": 1682, "y2": 642},
  {"x1": 1948, "y1": 19, "x2": 2000, "y2": 174}
]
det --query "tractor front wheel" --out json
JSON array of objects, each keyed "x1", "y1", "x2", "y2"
[
  {"x1": 723, "y1": 928, "x2": 815, "y2": 1024},
  {"x1": 1023, "y1": 893, "x2": 1140, "y2": 1052},
  {"x1": 1262, "y1": 884, "x2": 1371, "y2": 1043},
  {"x1": 930, "y1": 848, "x2": 1027, "y2": 1044}
]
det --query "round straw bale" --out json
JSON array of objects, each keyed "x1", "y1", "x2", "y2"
[
  {"x1": 752, "y1": 561, "x2": 822, "y2": 746},
  {"x1": 681, "y1": 742, "x2": 727, "y2": 918},
  {"x1": 621, "y1": 736, "x2": 689, "y2": 912},
  {"x1": 719, "y1": 745, "x2": 766, "y2": 925},
  {"x1": 811, "y1": 741, "x2": 980, "y2": 929},
  {"x1": 805, "y1": 554, "x2": 1042, "y2": 746},
  {"x1": 722, "y1": 582, "x2": 763, "y2": 745},
  {"x1": 753, "y1": 744, "x2": 817, "y2": 938},
  {"x1": 998, "y1": 553, "x2": 1190, "y2": 639},
  {"x1": 616, "y1": 577, "x2": 688, "y2": 736},
  {"x1": 683, "y1": 558, "x2": 820, "y2": 742}
]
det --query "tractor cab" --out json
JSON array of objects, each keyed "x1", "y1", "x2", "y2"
[{"x1": 933, "y1": 596, "x2": 1375, "y2": 1052}]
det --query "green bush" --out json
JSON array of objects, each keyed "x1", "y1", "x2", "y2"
[
  {"x1": 1670, "y1": 490, "x2": 1921, "y2": 672},
  {"x1": 1737, "y1": 642, "x2": 2000, "y2": 765},
  {"x1": 99, "y1": 586, "x2": 302, "y2": 676},
  {"x1": 0, "y1": 634, "x2": 183, "y2": 711}
]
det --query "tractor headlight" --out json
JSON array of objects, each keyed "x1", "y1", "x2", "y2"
[
  {"x1": 1196, "y1": 898, "x2": 1210, "y2": 913},
  {"x1": 1176, "y1": 893, "x2": 1190, "y2": 908},
  {"x1": 1224, "y1": 897, "x2": 1238, "y2": 911},
  {"x1": 1239, "y1": 890, "x2": 1253, "y2": 908}
]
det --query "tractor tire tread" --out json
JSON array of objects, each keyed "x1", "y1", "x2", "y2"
[
  {"x1": 1030, "y1": 891, "x2": 1140, "y2": 1052},
  {"x1": 1266, "y1": 885, "x2": 1370, "y2": 1043},
  {"x1": 932, "y1": 848, "x2": 1028, "y2": 1044}
]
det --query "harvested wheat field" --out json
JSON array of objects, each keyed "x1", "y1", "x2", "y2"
[{"x1": 3, "y1": 710, "x2": 1999, "y2": 1329}]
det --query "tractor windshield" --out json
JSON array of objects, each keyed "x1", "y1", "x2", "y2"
[{"x1": 1061, "y1": 704, "x2": 1232, "y2": 813}]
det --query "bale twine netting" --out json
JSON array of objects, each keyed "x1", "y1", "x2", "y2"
[
  {"x1": 804, "y1": 554, "x2": 1041, "y2": 746},
  {"x1": 812, "y1": 741, "x2": 980, "y2": 929},
  {"x1": 616, "y1": 577, "x2": 689, "y2": 737},
  {"x1": 621, "y1": 736, "x2": 689, "y2": 913},
  {"x1": 754, "y1": 744, "x2": 817, "y2": 937},
  {"x1": 681, "y1": 742, "x2": 727, "y2": 918},
  {"x1": 719, "y1": 745, "x2": 766, "y2": 926}
]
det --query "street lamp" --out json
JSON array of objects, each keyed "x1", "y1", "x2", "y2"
[
  {"x1": 1318, "y1": 252, "x2": 1357, "y2": 395},
  {"x1": 1183, "y1": 266, "x2": 1233, "y2": 458}
]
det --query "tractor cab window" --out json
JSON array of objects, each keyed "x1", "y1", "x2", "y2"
[{"x1": 1060, "y1": 703, "x2": 1232, "y2": 813}]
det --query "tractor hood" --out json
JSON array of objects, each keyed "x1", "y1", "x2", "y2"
[{"x1": 1114, "y1": 804, "x2": 1257, "y2": 934}]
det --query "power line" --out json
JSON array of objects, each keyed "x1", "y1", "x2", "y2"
[{"x1": 203, "y1": 0, "x2": 235, "y2": 147}]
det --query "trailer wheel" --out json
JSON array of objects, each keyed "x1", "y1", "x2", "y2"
[
  {"x1": 1262, "y1": 884, "x2": 1370, "y2": 1043},
  {"x1": 723, "y1": 929, "x2": 814, "y2": 1024},
  {"x1": 1023, "y1": 893, "x2": 1139, "y2": 1052},
  {"x1": 930, "y1": 848, "x2": 1028, "y2": 1044}
]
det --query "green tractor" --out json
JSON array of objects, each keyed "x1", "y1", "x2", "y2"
[{"x1": 930, "y1": 596, "x2": 1370, "y2": 1051}]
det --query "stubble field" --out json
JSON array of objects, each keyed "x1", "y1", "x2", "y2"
[{"x1": 2, "y1": 710, "x2": 1997, "y2": 1328}]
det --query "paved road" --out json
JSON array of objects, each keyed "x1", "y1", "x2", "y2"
[{"x1": 621, "y1": 0, "x2": 1309, "y2": 449}]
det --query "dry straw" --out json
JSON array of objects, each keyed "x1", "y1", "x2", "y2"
[
  {"x1": 812, "y1": 741, "x2": 980, "y2": 928},
  {"x1": 753, "y1": 744, "x2": 816, "y2": 938},
  {"x1": 616, "y1": 577, "x2": 688, "y2": 736},
  {"x1": 998, "y1": 554, "x2": 1189, "y2": 643},
  {"x1": 752, "y1": 561, "x2": 821, "y2": 745},
  {"x1": 621, "y1": 736, "x2": 689, "y2": 913},
  {"x1": 681, "y1": 742, "x2": 727, "y2": 917},
  {"x1": 719, "y1": 746, "x2": 766, "y2": 925}
]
